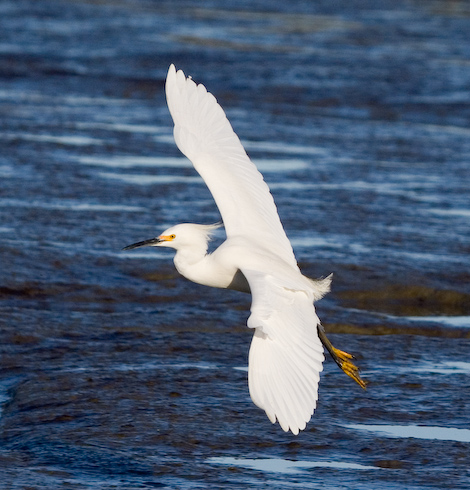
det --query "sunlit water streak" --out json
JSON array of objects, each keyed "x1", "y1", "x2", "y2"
[
  {"x1": 346, "y1": 424, "x2": 470, "y2": 443},
  {"x1": 207, "y1": 456, "x2": 381, "y2": 474},
  {"x1": 405, "y1": 316, "x2": 470, "y2": 327},
  {"x1": 0, "y1": 198, "x2": 144, "y2": 212},
  {"x1": 79, "y1": 154, "x2": 310, "y2": 171},
  {"x1": 0, "y1": 132, "x2": 104, "y2": 146},
  {"x1": 99, "y1": 172, "x2": 203, "y2": 185},
  {"x1": 61, "y1": 361, "x2": 219, "y2": 374},
  {"x1": 405, "y1": 361, "x2": 470, "y2": 375}
]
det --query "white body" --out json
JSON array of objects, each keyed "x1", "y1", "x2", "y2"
[{"x1": 136, "y1": 65, "x2": 333, "y2": 434}]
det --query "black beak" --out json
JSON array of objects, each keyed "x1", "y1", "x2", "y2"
[{"x1": 122, "y1": 237, "x2": 162, "y2": 251}]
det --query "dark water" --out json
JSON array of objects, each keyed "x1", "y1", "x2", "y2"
[{"x1": 1, "y1": 0, "x2": 470, "y2": 488}]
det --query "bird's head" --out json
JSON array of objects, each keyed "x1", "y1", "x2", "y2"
[{"x1": 123, "y1": 223, "x2": 221, "y2": 252}]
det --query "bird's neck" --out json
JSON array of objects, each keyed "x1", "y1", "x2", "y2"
[
  {"x1": 173, "y1": 242, "x2": 213, "y2": 285},
  {"x1": 174, "y1": 244, "x2": 207, "y2": 270},
  {"x1": 173, "y1": 247, "x2": 234, "y2": 289}
]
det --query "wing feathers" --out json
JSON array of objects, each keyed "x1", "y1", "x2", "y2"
[
  {"x1": 245, "y1": 270, "x2": 324, "y2": 434},
  {"x1": 165, "y1": 64, "x2": 298, "y2": 269}
]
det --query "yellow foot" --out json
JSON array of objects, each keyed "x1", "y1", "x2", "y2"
[
  {"x1": 317, "y1": 325, "x2": 368, "y2": 390},
  {"x1": 329, "y1": 346, "x2": 368, "y2": 390}
]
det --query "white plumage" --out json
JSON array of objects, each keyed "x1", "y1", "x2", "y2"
[{"x1": 124, "y1": 64, "x2": 365, "y2": 434}]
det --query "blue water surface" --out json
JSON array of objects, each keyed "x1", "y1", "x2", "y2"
[{"x1": 1, "y1": 0, "x2": 470, "y2": 488}]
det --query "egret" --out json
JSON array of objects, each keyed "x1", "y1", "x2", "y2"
[{"x1": 124, "y1": 64, "x2": 366, "y2": 434}]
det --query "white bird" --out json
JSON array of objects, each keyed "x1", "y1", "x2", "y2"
[{"x1": 124, "y1": 64, "x2": 366, "y2": 434}]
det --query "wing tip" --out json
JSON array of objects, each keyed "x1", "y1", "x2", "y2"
[
  {"x1": 166, "y1": 63, "x2": 188, "y2": 95},
  {"x1": 166, "y1": 63, "x2": 178, "y2": 87},
  {"x1": 248, "y1": 325, "x2": 321, "y2": 435}
]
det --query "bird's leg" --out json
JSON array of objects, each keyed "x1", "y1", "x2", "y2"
[{"x1": 317, "y1": 325, "x2": 367, "y2": 389}]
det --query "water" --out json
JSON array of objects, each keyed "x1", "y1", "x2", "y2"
[{"x1": 1, "y1": 0, "x2": 470, "y2": 488}]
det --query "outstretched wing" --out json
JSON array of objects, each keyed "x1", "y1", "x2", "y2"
[
  {"x1": 165, "y1": 64, "x2": 298, "y2": 269},
  {"x1": 244, "y1": 269, "x2": 324, "y2": 434}
]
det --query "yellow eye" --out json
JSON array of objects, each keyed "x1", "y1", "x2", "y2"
[{"x1": 170, "y1": 234, "x2": 176, "y2": 239}]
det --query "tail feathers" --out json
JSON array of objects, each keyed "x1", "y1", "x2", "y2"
[{"x1": 307, "y1": 273, "x2": 333, "y2": 301}]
